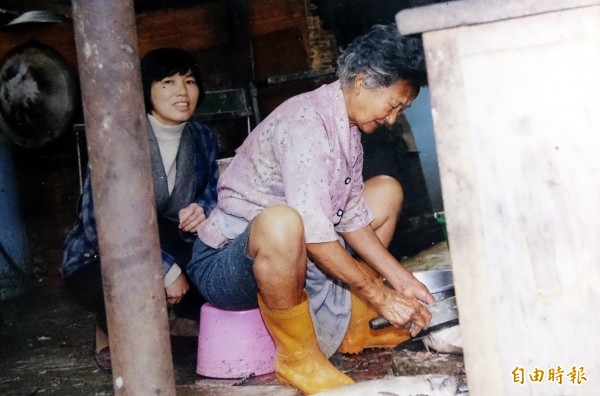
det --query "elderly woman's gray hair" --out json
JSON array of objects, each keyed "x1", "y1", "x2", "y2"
[{"x1": 337, "y1": 24, "x2": 427, "y2": 89}]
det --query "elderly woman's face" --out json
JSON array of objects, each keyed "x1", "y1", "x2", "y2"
[
  {"x1": 349, "y1": 76, "x2": 419, "y2": 133},
  {"x1": 150, "y1": 69, "x2": 199, "y2": 126}
]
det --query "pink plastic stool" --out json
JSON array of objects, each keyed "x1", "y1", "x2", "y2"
[{"x1": 196, "y1": 303, "x2": 276, "y2": 378}]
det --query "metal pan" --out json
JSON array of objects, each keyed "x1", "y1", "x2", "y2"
[{"x1": 413, "y1": 269, "x2": 454, "y2": 301}]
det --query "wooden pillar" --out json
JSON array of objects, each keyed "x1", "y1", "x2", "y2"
[
  {"x1": 397, "y1": 1, "x2": 600, "y2": 395},
  {"x1": 71, "y1": 1, "x2": 175, "y2": 394}
]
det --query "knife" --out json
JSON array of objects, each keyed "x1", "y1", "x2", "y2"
[{"x1": 369, "y1": 296, "x2": 459, "y2": 340}]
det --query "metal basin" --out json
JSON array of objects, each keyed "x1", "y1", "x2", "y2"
[{"x1": 412, "y1": 269, "x2": 454, "y2": 301}]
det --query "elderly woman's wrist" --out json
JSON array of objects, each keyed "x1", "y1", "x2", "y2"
[{"x1": 354, "y1": 277, "x2": 388, "y2": 308}]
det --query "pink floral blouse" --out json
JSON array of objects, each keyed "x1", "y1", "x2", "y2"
[{"x1": 198, "y1": 80, "x2": 374, "y2": 248}]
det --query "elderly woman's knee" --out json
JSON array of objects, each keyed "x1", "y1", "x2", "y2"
[
  {"x1": 253, "y1": 205, "x2": 305, "y2": 244},
  {"x1": 365, "y1": 175, "x2": 404, "y2": 209}
]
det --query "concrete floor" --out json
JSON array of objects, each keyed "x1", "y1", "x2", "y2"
[{"x1": 0, "y1": 242, "x2": 463, "y2": 395}]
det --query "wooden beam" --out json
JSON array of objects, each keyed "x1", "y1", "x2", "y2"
[{"x1": 396, "y1": 0, "x2": 600, "y2": 35}]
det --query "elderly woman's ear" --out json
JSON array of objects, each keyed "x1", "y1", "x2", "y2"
[{"x1": 353, "y1": 73, "x2": 366, "y2": 93}]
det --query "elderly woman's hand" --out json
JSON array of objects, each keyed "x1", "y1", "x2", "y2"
[
  {"x1": 376, "y1": 286, "x2": 432, "y2": 337},
  {"x1": 178, "y1": 203, "x2": 206, "y2": 233},
  {"x1": 401, "y1": 277, "x2": 435, "y2": 305},
  {"x1": 384, "y1": 269, "x2": 435, "y2": 306}
]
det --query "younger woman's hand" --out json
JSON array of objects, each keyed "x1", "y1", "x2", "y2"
[
  {"x1": 165, "y1": 273, "x2": 189, "y2": 306},
  {"x1": 178, "y1": 203, "x2": 206, "y2": 233}
]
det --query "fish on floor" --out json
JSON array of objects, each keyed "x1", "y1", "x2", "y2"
[{"x1": 313, "y1": 374, "x2": 458, "y2": 396}]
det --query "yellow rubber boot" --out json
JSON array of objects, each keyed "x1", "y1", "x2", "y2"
[
  {"x1": 258, "y1": 292, "x2": 355, "y2": 395},
  {"x1": 338, "y1": 291, "x2": 411, "y2": 354}
]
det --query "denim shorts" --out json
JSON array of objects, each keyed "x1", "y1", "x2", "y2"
[{"x1": 187, "y1": 224, "x2": 258, "y2": 311}]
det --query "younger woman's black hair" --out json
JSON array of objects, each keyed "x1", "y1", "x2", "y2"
[{"x1": 140, "y1": 47, "x2": 205, "y2": 114}]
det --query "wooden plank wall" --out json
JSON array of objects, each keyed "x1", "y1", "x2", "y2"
[
  {"x1": 137, "y1": 3, "x2": 229, "y2": 57},
  {"x1": 248, "y1": 0, "x2": 307, "y2": 36},
  {"x1": 0, "y1": 0, "x2": 313, "y2": 78},
  {"x1": 249, "y1": 0, "x2": 310, "y2": 79},
  {"x1": 0, "y1": 4, "x2": 230, "y2": 72}
]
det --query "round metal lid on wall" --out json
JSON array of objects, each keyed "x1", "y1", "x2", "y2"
[
  {"x1": 0, "y1": 40, "x2": 77, "y2": 148},
  {"x1": 4, "y1": 10, "x2": 67, "y2": 27}
]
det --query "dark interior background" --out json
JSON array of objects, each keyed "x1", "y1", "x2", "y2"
[{"x1": 0, "y1": 0, "x2": 447, "y2": 288}]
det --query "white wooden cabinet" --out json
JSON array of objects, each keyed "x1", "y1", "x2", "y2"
[{"x1": 397, "y1": 1, "x2": 600, "y2": 395}]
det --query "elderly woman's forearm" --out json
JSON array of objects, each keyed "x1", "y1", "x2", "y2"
[{"x1": 305, "y1": 241, "x2": 387, "y2": 306}]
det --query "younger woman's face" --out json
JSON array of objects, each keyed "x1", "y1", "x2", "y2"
[{"x1": 150, "y1": 69, "x2": 199, "y2": 126}]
